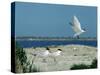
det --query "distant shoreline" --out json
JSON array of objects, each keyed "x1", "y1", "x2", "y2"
[{"x1": 16, "y1": 38, "x2": 97, "y2": 41}]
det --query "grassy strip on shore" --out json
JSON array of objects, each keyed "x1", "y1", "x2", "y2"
[{"x1": 70, "y1": 58, "x2": 97, "y2": 70}]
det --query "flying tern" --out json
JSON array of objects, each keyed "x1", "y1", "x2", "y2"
[{"x1": 69, "y1": 16, "x2": 86, "y2": 38}]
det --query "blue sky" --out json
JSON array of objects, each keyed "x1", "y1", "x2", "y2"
[{"x1": 15, "y1": 2, "x2": 97, "y2": 37}]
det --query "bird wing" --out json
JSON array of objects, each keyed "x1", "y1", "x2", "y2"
[
  {"x1": 49, "y1": 51, "x2": 59, "y2": 57},
  {"x1": 38, "y1": 50, "x2": 49, "y2": 57},
  {"x1": 72, "y1": 16, "x2": 82, "y2": 33}
]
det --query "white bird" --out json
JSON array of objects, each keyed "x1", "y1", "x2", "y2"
[
  {"x1": 31, "y1": 48, "x2": 63, "y2": 63},
  {"x1": 69, "y1": 16, "x2": 86, "y2": 38},
  {"x1": 49, "y1": 49, "x2": 63, "y2": 62},
  {"x1": 31, "y1": 47, "x2": 50, "y2": 63}
]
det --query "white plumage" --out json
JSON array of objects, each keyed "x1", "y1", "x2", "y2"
[
  {"x1": 31, "y1": 48, "x2": 50, "y2": 63},
  {"x1": 49, "y1": 49, "x2": 62, "y2": 62},
  {"x1": 49, "y1": 49, "x2": 62, "y2": 57},
  {"x1": 70, "y1": 16, "x2": 85, "y2": 38},
  {"x1": 35, "y1": 50, "x2": 49, "y2": 57}
]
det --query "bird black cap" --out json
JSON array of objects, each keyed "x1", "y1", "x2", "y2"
[{"x1": 58, "y1": 49, "x2": 62, "y2": 51}]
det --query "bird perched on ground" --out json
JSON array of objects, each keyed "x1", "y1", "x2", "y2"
[
  {"x1": 49, "y1": 49, "x2": 63, "y2": 62},
  {"x1": 69, "y1": 16, "x2": 86, "y2": 39},
  {"x1": 31, "y1": 47, "x2": 50, "y2": 63}
]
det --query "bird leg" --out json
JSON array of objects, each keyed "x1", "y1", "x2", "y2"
[{"x1": 53, "y1": 57, "x2": 57, "y2": 63}]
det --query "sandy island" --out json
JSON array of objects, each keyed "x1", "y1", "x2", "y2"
[{"x1": 23, "y1": 44, "x2": 97, "y2": 72}]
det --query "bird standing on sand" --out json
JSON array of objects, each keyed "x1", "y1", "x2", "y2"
[
  {"x1": 69, "y1": 16, "x2": 86, "y2": 39},
  {"x1": 31, "y1": 47, "x2": 50, "y2": 63},
  {"x1": 49, "y1": 49, "x2": 63, "y2": 62}
]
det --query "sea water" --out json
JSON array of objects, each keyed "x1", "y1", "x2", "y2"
[{"x1": 16, "y1": 40, "x2": 97, "y2": 48}]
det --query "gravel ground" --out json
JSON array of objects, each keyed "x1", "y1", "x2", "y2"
[{"x1": 23, "y1": 44, "x2": 97, "y2": 72}]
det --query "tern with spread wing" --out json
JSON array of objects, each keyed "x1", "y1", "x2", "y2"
[{"x1": 69, "y1": 16, "x2": 86, "y2": 38}]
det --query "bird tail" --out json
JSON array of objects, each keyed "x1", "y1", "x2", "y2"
[{"x1": 74, "y1": 32, "x2": 82, "y2": 37}]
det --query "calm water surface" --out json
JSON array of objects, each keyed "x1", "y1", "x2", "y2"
[{"x1": 16, "y1": 40, "x2": 97, "y2": 48}]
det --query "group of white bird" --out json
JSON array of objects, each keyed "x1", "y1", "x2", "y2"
[
  {"x1": 31, "y1": 47, "x2": 63, "y2": 63},
  {"x1": 30, "y1": 15, "x2": 86, "y2": 63}
]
